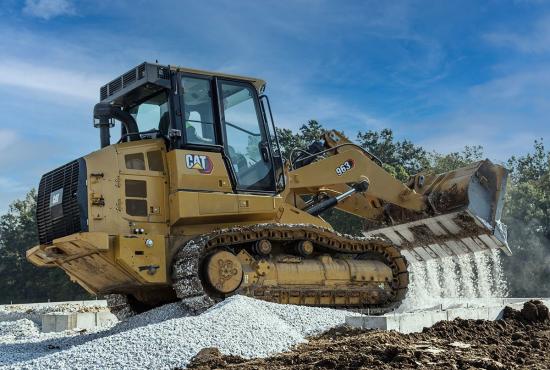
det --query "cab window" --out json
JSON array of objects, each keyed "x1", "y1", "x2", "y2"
[
  {"x1": 128, "y1": 92, "x2": 169, "y2": 134},
  {"x1": 181, "y1": 76, "x2": 216, "y2": 145}
]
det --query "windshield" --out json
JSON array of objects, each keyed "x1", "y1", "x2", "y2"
[{"x1": 128, "y1": 92, "x2": 169, "y2": 134}]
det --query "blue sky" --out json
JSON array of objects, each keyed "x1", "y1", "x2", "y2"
[{"x1": 0, "y1": 0, "x2": 549, "y2": 212}]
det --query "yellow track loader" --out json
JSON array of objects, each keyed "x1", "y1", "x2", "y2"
[{"x1": 27, "y1": 62, "x2": 510, "y2": 317}]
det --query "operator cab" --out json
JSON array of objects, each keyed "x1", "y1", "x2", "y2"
[{"x1": 93, "y1": 62, "x2": 283, "y2": 194}]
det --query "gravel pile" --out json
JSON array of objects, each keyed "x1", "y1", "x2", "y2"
[
  {"x1": 0, "y1": 295, "x2": 357, "y2": 369},
  {"x1": 0, "y1": 320, "x2": 40, "y2": 341}
]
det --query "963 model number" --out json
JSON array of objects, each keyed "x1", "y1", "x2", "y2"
[{"x1": 336, "y1": 159, "x2": 354, "y2": 176}]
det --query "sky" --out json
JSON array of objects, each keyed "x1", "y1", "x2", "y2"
[{"x1": 0, "y1": 0, "x2": 549, "y2": 213}]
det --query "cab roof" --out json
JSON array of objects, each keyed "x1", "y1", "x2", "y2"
[
  {"x1": 99, "y1": 62, "x2": 266, "y2": 105},
  {"x1": 169, "y1": 64, "x2": 266, "y2": 92}
]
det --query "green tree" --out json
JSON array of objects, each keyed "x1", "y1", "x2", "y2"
[
  {"x1": 0, "y1": 190, "x2": 89, "y2": 304},
  {"x1": 276, "y1": 120, "x2": 326, "y2": 161},
  {"x1": 427, "y1": 145, "x2": 484, "y2": 174},
  {"x1": 356, "y1": 128, "x2": 429, "y2": 181},
  {"x1": 502, "y1": 139, "x2": 550, "y2": 296}
]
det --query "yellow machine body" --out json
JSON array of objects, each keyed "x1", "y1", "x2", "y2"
[
  {"x1": 27, "y1": 62, "x2": 509, "y2": 311},
  {"x1": 27, "y1": 138, "x2": 338, "y2": 297}
]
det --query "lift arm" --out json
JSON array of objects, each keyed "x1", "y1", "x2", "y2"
[
  {"x1": 284, "y1": 130, "x2": 511, "y2": 262},
  {"x1": 286, "y1": 132, "x2": 427, "y2": 213}
]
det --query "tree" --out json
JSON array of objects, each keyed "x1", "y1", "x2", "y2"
[
  {"x1": 502, "y1": 139, "x2": 550, "y2": 296},
  {"x1": 356, "y1": 128, "x2": 429, "y2": 181},
  {"x1": 0, "y1": 190, "x2": 89, "y2": 304},
  {"x1": 427, "y1": 145, "x2": 484, "y2": 174},
  {"x1": 276, "y1": 120, "x2": 326, "y2": 161}
]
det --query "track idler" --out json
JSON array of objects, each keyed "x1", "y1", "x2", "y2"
[{"x1": 203, "y1": 251, "x2": 243, "y2": 294}]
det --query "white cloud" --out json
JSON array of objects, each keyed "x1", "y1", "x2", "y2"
[
  {"x1": 469, "y1": 68, "x2": 550, "y2": 102},
  {"x1": 0, "y1": 59, "x2": 103, "y2": 101},
  {"x1": 23, "y1": 0, "x2": 75, "y2": 20},
  {"x1": 274, "y1": 94, "x2": 388, "y2": 134},
  {"x1": 484, "y1": 14, "x2": 550, "y2": 54},
  {"x1": 0, "y1": 129, "x2": 17, "y2": 152},
  {"x1": 417, "y1": 119, "x2": 539, "y2": 162},
  {"x1": 0, "y1": 176, "x2": 31, "y2": 215},
  {"x1": 0, "y1": 176, "x2": 28, "y2": 193}
]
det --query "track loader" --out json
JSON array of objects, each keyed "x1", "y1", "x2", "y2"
[{"x1": 27, "y1": 62, "x2": 510, "y2": 317}]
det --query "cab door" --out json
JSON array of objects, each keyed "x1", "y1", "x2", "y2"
[
  {"x1": 217, "y1": 80, "x2": 277, "y2": 193},
  {"x1": 167, "y1": 76, "x2": 281, "y2": 228}
]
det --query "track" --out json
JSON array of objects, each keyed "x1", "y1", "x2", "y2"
[{"x1": 171, "y1": 224, "x2": 409, "y2": 314}]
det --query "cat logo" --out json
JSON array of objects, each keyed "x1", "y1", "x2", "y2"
[
  {"x1": 185, "y1": 154, "x2": 213, "y2": 174},
  {"x1": 49, "y1": 188, "x2": 63, "y2": 207}
]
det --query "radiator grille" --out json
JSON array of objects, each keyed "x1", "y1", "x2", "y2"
[{"x1": 36, "y1": 159, "x2": 87, "y2": 245}]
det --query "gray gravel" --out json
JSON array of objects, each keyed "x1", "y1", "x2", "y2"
[
  {"x1": 0, "y1": 295, "x2": 358, "y2": 369},
  {"x1": 0, "y1": 320, "x2": 40, "y2": 341}
]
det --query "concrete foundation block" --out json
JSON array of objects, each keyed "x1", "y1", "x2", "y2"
[
  {"x1": 41, "y1": 314, "x2": 57, "y2": 333},
  {"x1": 345, "y1": 301, "x2": 550, "y2": 334},
  {"x1": 426, "y1": 311, "x2": 447, "y2": 330},
  {"x1": 96, "y1": 311, "x2": 117, "y2": 326},
  {"x1": 503, "y1": 298, "x2": 536, "y2": 305},
  {"x1": 345, "y1": 315, "x2": 400, "y2": 331},
  {"x1": 41, "y1": 311, "x2": 117, "y2": 332},
  {"x1": 397, "y1": 310, "x2": 446, "y2": 333},
  {"x1": 398, "y1": 312, "x2": 425, "y2": 333},
  {"x1": 487, "y1": 306, "x2": 504, "y2": 320},
  {"x1": 42, "y1": 312, "x2": 78, "y2": 333},
  {"x1": 1, "y1": 300, "x2": 108, "y2": 311},
  {"x1": 345, "y1": 316, "x2": 366, "y2": 329},
  {"x1": 441, "y1": 302, "x2": 465, "y2": 310},
  {"x1": 446, "y1": 307, "x2": 488, "y2": 321},
  {"x1": 76, "y1": 312, "x2": 96, "y2": 330}
]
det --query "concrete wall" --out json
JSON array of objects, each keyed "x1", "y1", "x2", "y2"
[
  {"x1": 42, "y1": 311, "x2": 117, "y2": 333},
  {"x1": 347, "y1": 299, "x2": 550, "y2": 334},
  {"x1": 0, "y1": 300, "x2": 107, "y2": 310},
  {"x1": 0, "y1": 299, "x2": 117, "y2": 333}
]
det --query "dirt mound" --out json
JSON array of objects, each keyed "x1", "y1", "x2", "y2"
[
  {"x1": 503, "y1": 299, "x2": 550, "y2": 324},
  {"x1": 188, "y1": 300, "x2": 550, "y2": 369}
]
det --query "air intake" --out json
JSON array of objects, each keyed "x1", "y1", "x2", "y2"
[{"x1": 99, "y1": 62, "x2": 170, "y2": 101}]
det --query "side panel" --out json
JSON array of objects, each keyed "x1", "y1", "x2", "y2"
[
  {"x1": 31, "y1": 233, "x2": 168, "y2": 294},
  {"x1": 167, "y1": 148, "x2": 283, "y2": 234},
  {"x1": 115, "y1": 235, "x2": 167, "y2": 284},
  {"x1": 169, "y1": 191, "x2": 281, "y2": 227},
  {"x1": 166, "y1": 149, "x2": 232, "y2": 193},
  {"x1": 85, "y1": 139, "x2": 169, "y2": 236}
]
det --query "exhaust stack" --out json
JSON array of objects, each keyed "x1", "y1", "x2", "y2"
[{"x1": 93, "y1": 103, "x2": 140, "y2": 148}]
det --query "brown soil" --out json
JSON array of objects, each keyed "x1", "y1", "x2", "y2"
[{"x1": 186, "y1": 300, "x2": 550, "y2": 370}]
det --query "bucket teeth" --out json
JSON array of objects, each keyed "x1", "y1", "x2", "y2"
[{"x1": 363, "y1": 211, "x2": 511, "y2": 263}]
